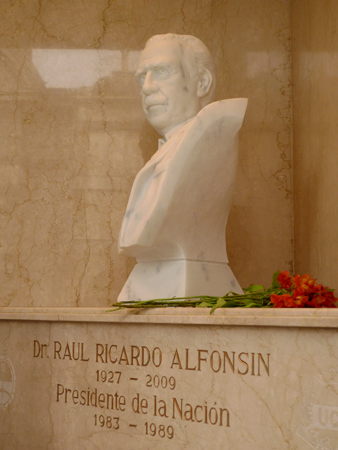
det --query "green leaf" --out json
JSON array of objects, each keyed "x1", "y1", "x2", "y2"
[
  {"x1": 197, "y1": 301, "x2": 214, "y2": 308},
  {"x1": 244, "y1": 284, "x2": 265, "y2": 292},
  {"x1": 223, "y1": 300, "x2": 240, "y2": 307},
  {"x1": 243, "y1": 298, "x2": 257, "y2": 305},
  {"x1": 209, "y1": 297, "x2": 226, "y2": 314},
  {"x1": 271, "y1": 271, "x2": 281, "y2": 289},
  {"x1": 217, "y1": 297, "x2": 227, "y2": 307}
]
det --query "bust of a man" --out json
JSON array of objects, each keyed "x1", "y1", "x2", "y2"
[
  {"x1": 134, "y1": 34, "x2": 216, "y2": 137},
  {"x1": 118, "y1": 34, "x2": 247, "y2": 301}
]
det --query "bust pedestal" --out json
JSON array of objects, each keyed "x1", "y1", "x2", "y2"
[{"x1": 118, "y1": 260, "x2": 242, "y2": 301}]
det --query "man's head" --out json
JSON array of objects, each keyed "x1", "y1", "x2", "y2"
[{"x1": 135, "y1": 34, "x2": 216, "y2": 137}]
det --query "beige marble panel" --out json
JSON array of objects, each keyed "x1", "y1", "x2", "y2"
[
  {"x1": 292, "y1": 0, "x2": 338, "y2": 289},
  {"x1": 0, "y1": 0, "x2": 293, "y2": 306},
  {"x1": 1, "y1": 312, "x2": 338, "y2": 449}
]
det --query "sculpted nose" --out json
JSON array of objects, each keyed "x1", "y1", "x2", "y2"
[{"x1": 142, "y1": 72, "x2": 158, "y2": 94}]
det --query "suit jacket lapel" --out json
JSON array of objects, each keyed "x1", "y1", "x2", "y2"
[{"x1": 119, "y1": 120, "x2": 193, "y2": 248}]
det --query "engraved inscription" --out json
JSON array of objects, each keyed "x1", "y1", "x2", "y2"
[
  {"x1": 146, "y1": 374, "x2": 176, "y2": 390},
  {"x1": 170, "y1": 348, "x2": 269, "y2": 376},
  {"x1": 33, "y1": 339, "x2": 271, "y2": 441}
]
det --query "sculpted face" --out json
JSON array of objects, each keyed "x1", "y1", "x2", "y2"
[{"x1": 135, "y1": 39, "x2": 203, "y2": 137}]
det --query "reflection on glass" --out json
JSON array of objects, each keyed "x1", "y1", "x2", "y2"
[{"x1": 32, "y1": 49, "x2": 124, "y2": 88}]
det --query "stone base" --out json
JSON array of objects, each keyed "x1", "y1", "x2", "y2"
[
  {"x1": 1, "y1": 307, "x2": 338, "y2": 450},
  {"x1": 118, "y1": 260, "x2": 243, "y2": 301}
]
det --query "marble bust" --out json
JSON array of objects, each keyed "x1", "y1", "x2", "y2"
[{"x1": 118, "y1": 33, "x2": 247, "y2": 301}]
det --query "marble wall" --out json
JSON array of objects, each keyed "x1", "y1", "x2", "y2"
[
  {"x1": 0, "y1": 0, "x2": 293, "y2": 307},
  {"x1": 292, "y1": 0, "x2": 338, "y2": 288}
]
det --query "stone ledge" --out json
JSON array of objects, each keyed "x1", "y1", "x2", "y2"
[{"x1": 1, "y1": 306, "x2": 338, "y2": 328}]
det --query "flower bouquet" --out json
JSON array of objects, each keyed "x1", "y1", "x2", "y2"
[{"x1": 111, "y1": 271, "x2": 337, "y2": 314}]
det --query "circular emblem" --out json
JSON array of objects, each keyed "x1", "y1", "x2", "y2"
[
  {"x1": 298, "y1": 375, "x2": 338, "y2": 450},
  {"x1": 0, "y1": 355, "x2": 15, "y2": 410}
]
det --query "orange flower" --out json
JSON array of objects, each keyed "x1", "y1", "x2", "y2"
[
  {"x1": 268, "y1": 271, "x2": 337, "y2": 308},
  {"x1": 292, "y1": 273, "x2": 317, "y2": 293},
  {"x1": 292, "y1": 288, "x2": 308, "y2": 307},
  {"x1": 277, "y1": 271, "x2": 292, "y2": 290},
  {"x1": 271, "y1": 293, "x2": 294, "y2": 308},
  {"x1": 308, "y1": 290, "x2": 338, "y2": 308}
]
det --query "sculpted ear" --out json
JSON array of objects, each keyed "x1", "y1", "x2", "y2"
[{"x1": 197, "y1": 68, "x2": 213, "y2": 98}]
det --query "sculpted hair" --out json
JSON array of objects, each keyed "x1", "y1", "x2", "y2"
[{"x1": 145, "y1": 33, "x2": 217, "y2": 107}]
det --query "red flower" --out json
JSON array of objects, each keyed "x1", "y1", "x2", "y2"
[
  {"x1": 277, "y1": 271, "x2": 292, "y2": 290},
  {"x1": 292, "y1": 287, "x2": 308, "y2": 307},
  {"x1": 308, "y1": 290, "x2": 338, "y2": 308},
  {"x1": 271, "y1": 293, "x2": 295, "y2": 308},
  {"x1": 292, "y1": 273, "x2": 317, "y2": 294}
]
